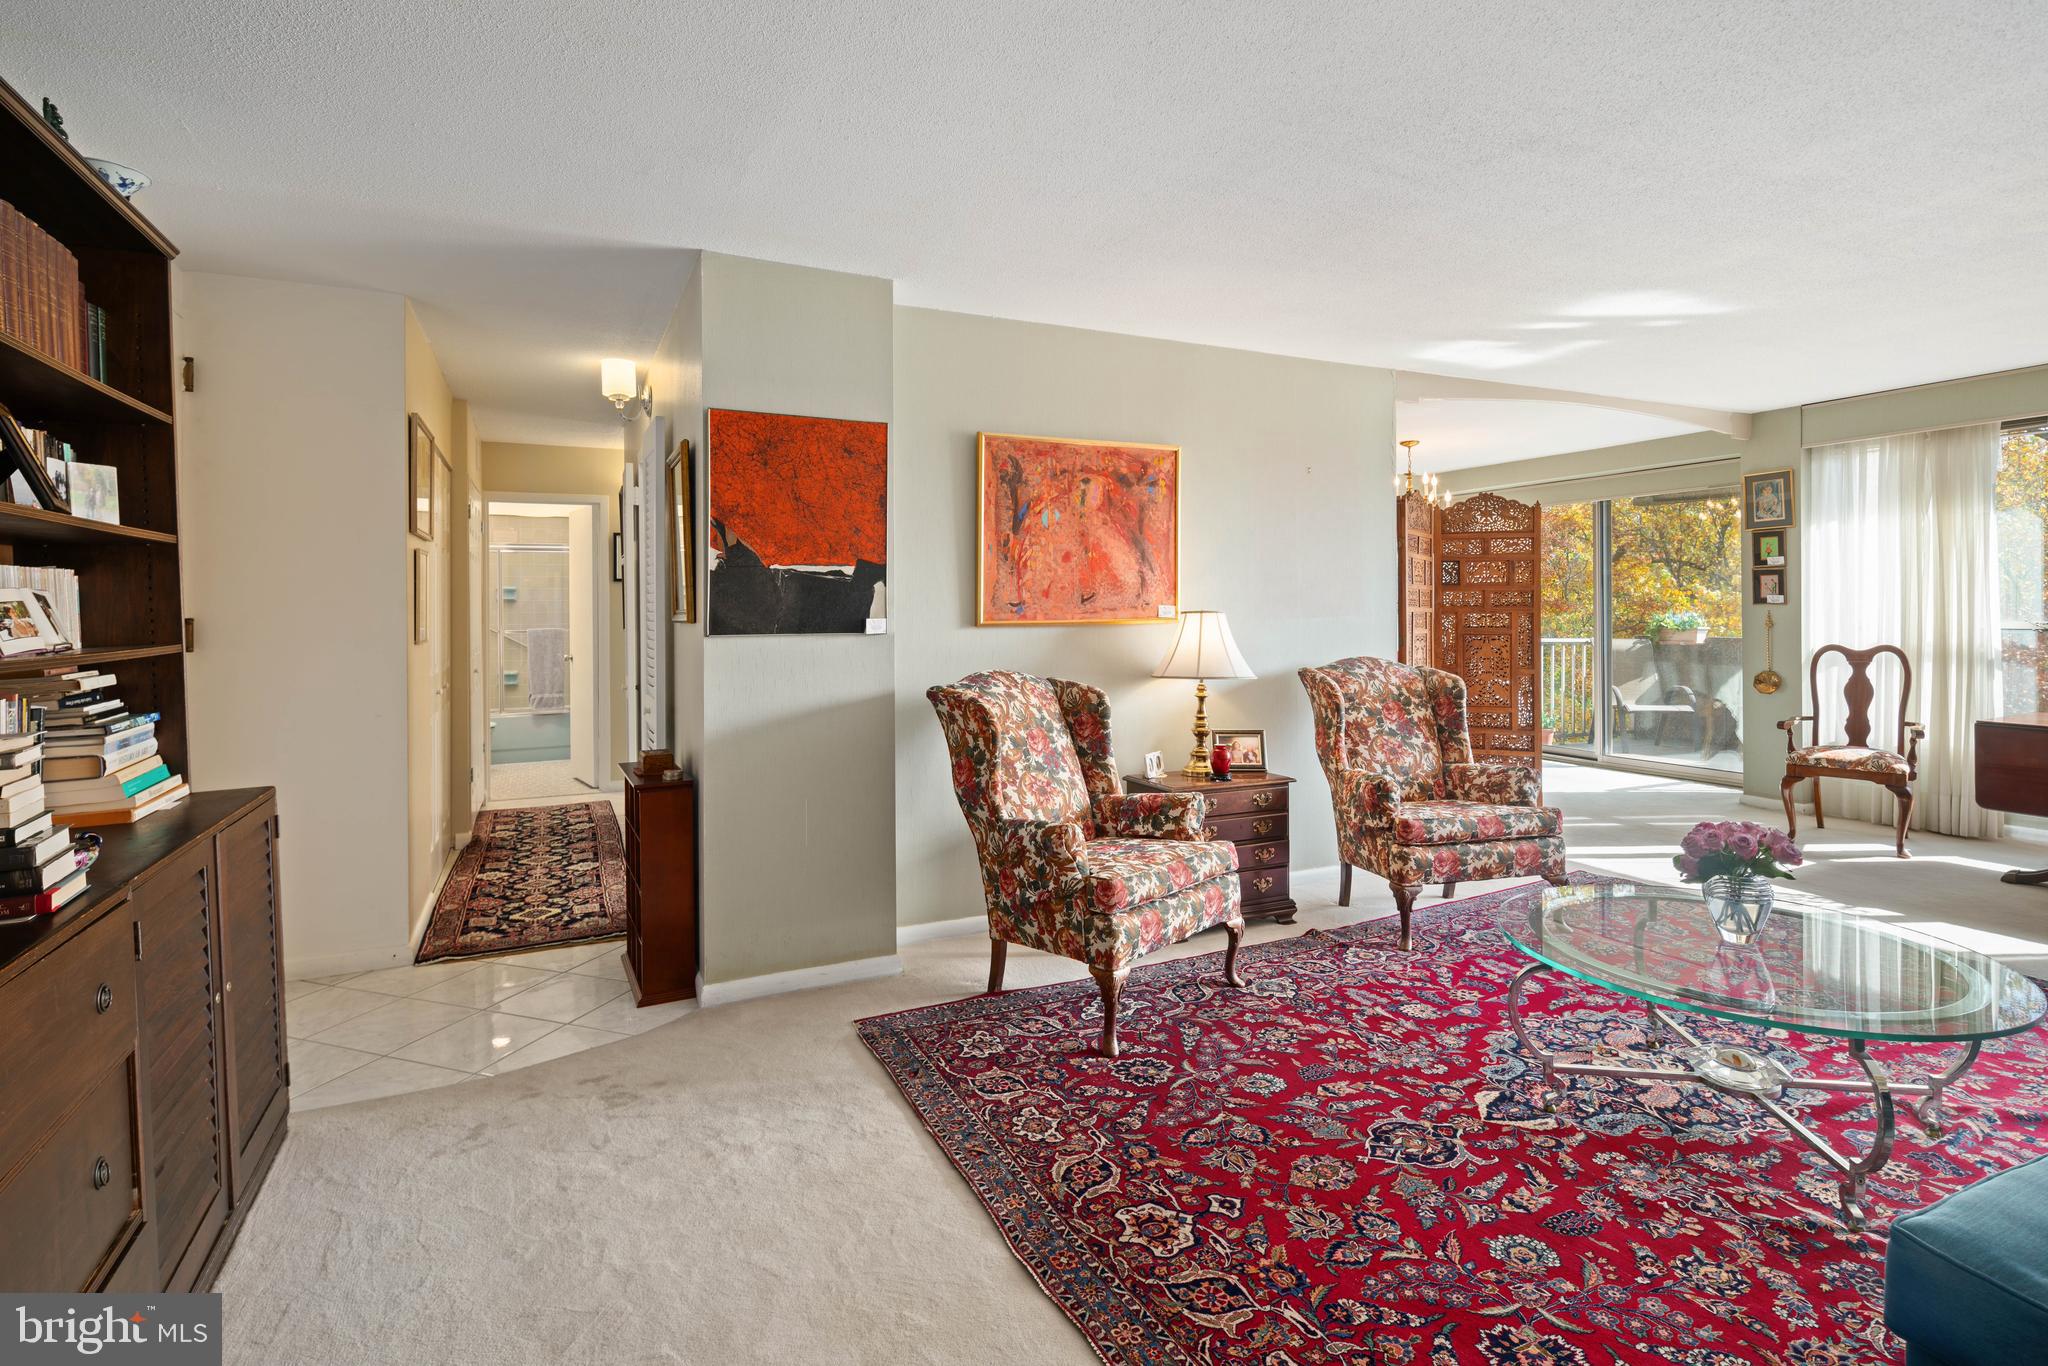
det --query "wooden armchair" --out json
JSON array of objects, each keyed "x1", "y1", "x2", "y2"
[
  {"x1": 1778, "y1": 643, "x2": 1924, "y2": 857},
  {"x1": 928, "y1": 670, "x2": 1244, "y2": 1056}
]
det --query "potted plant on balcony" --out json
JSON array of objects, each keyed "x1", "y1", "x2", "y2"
[{"x1": 1647, "y1": 609, "x2": 1709, "y2": 646}]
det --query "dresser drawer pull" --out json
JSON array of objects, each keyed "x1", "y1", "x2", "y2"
[
  {"x1": 1202, "y1": 826, "x2": 1218, "y2": 839},
  {"x1": 94, "y1": 983, "x2": 113, "y2": 1014},
  {"x1": 1250, "y1": 792, "x2": 1273, "y2": 808},
  {"x1": 92, "y1": 1157, "x2": 111, "y2": 1191},
  {"x1": 1254, "y1": 847, "x2": 1278, "y2": 864},
  {"x1": 1252, "y1": 818, "x2": 1274, "y2": 836},
  {"x1": 1253, "y1": 876, "x2": 1275, "y2": 894}
]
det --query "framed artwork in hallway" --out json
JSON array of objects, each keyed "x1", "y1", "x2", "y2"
[
  {"x1": 976, "y1": 432, "x2": 1180, "y2": 625},
  {"x1": 705, "y1": 408, "x2": 887, "y2": 635},
  {"x1": 407, "y1": 412, "x2": 436, "y2": 539},
  {"x1": 667, "y1": 437, "x2": 696, "y2": 623},
  {"x1": 1743, "y1": 468, "x2": 1795, "y2": 530}
]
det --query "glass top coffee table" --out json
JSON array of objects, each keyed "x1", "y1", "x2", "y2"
[{"x1": 1500, "y1": 881, "x2": 2047, "y2": 1228}]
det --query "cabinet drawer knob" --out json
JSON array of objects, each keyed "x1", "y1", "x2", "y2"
[
  {"x1": 1252, "y1": 818, "x2": 1274, "y2": 836},
  {"x1": 92, "y1": 1157, "x2": 111, "y2": 1190},
  {"x1": 94, "y1": 983, "x2": 113, "y2": 1014},
  {"x1": 1253, "y1": 876, "x2": 1275, "y2": 894},
  {"x1": 1255, "y1": 847, "x2": 1277, "y2": 863},
  {"x1": 1250, "y1": 792, "x2": 1273, "y2": 808}
]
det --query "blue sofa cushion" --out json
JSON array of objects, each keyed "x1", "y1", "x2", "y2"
[{"x1": 1886, "y1": 1151, "x2": 2048, "y2": 1366}]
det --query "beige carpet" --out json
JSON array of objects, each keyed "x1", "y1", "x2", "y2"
[{"x1": 216, "y1": 764, "x2": 2048, "y2": 1364}]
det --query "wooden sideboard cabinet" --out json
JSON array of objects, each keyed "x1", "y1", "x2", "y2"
[
  {"x1": 0, "y1": 788, "x2": 286, "y2": 1293},
  {"x1": 621, "y1": 765, "x2": 698, "y2": 1006},
  {"x1": 1123, "y1": 771, "x2": 1299, "y2": 923}
]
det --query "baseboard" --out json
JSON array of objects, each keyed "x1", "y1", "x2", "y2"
[
  {"x1": 697, "y1": 953, "x2": 902, "y2": 1007},
  {"x1": 897, "y1": 915, "x2": 985, "y2": 947},
  {"x1": 407, "y1": 845, "x2": 461, "y2": 952},
  {"x1": 284, "y1": 944, "x2": 416, "y2": 980}
]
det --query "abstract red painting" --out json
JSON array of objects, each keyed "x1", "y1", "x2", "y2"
[
  {"x1": 977, "y1": 433, "x2": 1179, "y2": 625},
  {"x1": 706, "y1": 408, "x2": 887, "y2": 635}
]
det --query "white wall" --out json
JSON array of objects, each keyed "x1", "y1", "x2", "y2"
[
  {"x1": 175, "y1": 271, "x2": 413, "y2": 976},
  {"x1": 892, "y1": 307, "x2": 1397, "y2": 928}
]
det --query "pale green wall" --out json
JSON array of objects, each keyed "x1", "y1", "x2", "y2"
[{"x1": 892, "y1": 307, "x2": 1398, "y2": 927}]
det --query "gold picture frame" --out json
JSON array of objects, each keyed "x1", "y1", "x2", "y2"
[
  {"x1": 667, "y1": 437, "x2": 696, "y2": 623},
  {"x1": 412, "y1": 548, "x2": 429, "y2": 642},
  {"x1": 976, "y1": 431, "x2": 1181, "y2": 626},
  {"x1": 407, "y1": 413, "x2": 437, "y2": 540}
]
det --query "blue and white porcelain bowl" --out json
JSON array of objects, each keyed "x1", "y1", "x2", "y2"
[{"x1": 84, "y1": 158, "x2": 149, "y2": 198}]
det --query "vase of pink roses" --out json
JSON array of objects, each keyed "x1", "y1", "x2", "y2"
[{"x1": 1673, "y1": 819, "x2": 1803, "y2": 945}]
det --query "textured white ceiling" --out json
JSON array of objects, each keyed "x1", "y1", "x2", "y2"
[{"x1": 11, "y1": 1, "x2": 2047, "y2": 448}]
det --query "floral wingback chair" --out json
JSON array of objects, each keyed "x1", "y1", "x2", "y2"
[
  {"x1": 1298, "y1": 656, "x2": 1566, "y2": 949},
  {"x1": 928, "y1": 670, "x2": 1244, "y2": 1056}
]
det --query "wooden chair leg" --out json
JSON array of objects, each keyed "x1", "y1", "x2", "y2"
[
  {"x1": 1338, "y1": 864, "x2": 1353, "y2": 907},
  {"x1": 1891, "y1": 783, "x2": 1915, "y2": 858},
  {"x1": 1391, "y1": 883, "x2": 1417, "y2": 951},
  {"x1": 1780, "y1": 774, "x2": 1799, "y2": 836},
  {"x1": 987, "y1": 938, "x2": 1007, "y2": 993},
  {"x1": 1088, "y1": 966, "x2": 1129, "y2": 1058},
  {"x1": 1441, "y1": 880, "x2": 1457, "y2": 900},
  {"x1": 1223, "y1": 921, "x2": 1246, "y2": 987},
  {"x1": 1812, "y1": 778, "x2": 1825, "y2": 828}
]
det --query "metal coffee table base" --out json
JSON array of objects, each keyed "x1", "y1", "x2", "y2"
[{"x1": 1507, "y1": 961, "x2": 1984, "y2": 1230}]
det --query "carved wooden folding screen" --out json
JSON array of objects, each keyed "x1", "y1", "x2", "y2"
[
  {"x1": 1395, "y1": 493, "x2": 1438, "y2": 667},
  {"x1": 1436, "y1": 493, "x2": 1543, "y2": 771}
]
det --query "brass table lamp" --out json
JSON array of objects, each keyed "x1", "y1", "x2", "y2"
[{"x1": 1153, "y1": 610, "x2": 1256, "y2": 778}]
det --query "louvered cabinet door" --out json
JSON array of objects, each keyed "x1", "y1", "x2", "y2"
[
  {"x1": 133, "y1": 841, "x2": 226, "y2": 1292},
  {"x1": 216, "y1": 801, "x2": 286, "y2": 1206}
]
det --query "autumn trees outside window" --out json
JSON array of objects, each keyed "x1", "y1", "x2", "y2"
[
  {"x1": 1540, "y1": 491, "x2": 1745, "y2": 776},
  {"x1": 1998, "y1": 422, "x2": 2048, "y2": 714}
]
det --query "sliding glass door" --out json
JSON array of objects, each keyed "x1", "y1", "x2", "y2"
[{"x1": 1540, "y1": 489, "x2": 1744, "y2": 778}]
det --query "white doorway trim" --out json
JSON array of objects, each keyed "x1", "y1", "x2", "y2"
[{"x1": 483, "y1": 491, "x2": 619, "y2": 792}]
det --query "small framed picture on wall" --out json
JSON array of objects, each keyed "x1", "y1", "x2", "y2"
[
  {"x1": 1752, "y1": 568, "x2": 1786, "y2": 605},
  {"x1": 1751, "y1": 530, "x2": 1784, "y2": 566},
  {"x1": 1743, "y1": 468, "x2": 1795, "y2": 530},
  {"x1": 412, "y1": 548, "x2": 430, "y2": 641}
]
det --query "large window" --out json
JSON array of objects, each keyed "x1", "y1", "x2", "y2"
[
  {"x1": 1998, "y1": 423, "x2": 2048, "y2": 714},
  {"x1": 1539, "y1": 490, "x2": 1745, "y2": 777}
]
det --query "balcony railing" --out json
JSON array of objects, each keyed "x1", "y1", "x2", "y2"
[{"x1": 1540, "y1": 637, "x2": 1595, "y2": 745}]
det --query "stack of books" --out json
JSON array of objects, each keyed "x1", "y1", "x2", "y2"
[
  {"x1": 0, "y1": 716, "x2": 87, "y2": 915},
  {"x1": 0, "y1": 200, "x2": 90, "y2": 372},
  {"x1": 25, "y1": 670, "x2": 188, "y2": 825}
]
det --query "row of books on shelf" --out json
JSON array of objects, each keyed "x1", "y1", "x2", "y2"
[
  {"x1": 0, "y1": 199, "x2": 107, "y2": 378},
  {"x1": 0, "y1": 200, "x2": 108, "y2": 378},
  {"x1": 0, "y1": 667, "x2": 188, "y2": 917}
]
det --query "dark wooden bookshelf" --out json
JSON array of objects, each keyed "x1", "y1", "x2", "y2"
[{"x1": 0, "y1": 75, "x2": 186, "y2": 773}]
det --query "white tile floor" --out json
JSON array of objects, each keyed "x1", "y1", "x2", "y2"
[{"x1": 285, "y1": 939, "x2": 694, "y2": 1109}]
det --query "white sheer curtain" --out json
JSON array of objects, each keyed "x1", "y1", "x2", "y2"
[{"x1": 1802, "y1": 423, "x2": 2003, "y2": 838}]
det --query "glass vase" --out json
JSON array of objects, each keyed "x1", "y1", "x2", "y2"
[{"x1": 1703, "y1": 872, "x2": 1775, "y2": 946}]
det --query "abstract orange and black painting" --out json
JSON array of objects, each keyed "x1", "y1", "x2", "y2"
[
  {"x1": 978, "y1": 433, "x2": 1179, "y2": 625},
  {"x1": 707, "y1": 408, "x2": 887, "y2": 635}
]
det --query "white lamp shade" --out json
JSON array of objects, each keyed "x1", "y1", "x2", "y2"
[
  {"x1": 1153, "y1": 610, "x2": 1255, "y2": 680},
  {"x1": 600, "y1": 357, "x2": 638, "y2": 404}
]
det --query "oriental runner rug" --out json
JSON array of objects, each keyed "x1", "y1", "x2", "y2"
[
  {"x1": 416, "y1": 801, "x2": 627, "y2": 963},
  {"x1": 858, "y1": 878, "x2": 2048, "y2": 1364}
]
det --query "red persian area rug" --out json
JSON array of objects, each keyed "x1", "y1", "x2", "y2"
[
  {"x1": 415, "y1": 802, "x2": 627, "y2": 963},
  {"x1": 858, "y1": 880, "x2": 2048, "y2": 1365}
]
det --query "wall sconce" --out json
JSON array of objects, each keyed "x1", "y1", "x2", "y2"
[{"x1": 601, "y1": 358, "x2": 651, "y2": 416}]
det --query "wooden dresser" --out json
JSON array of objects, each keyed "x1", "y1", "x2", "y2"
[
  {"x1": 1123, "y1": 771, "x2": 1298, "y2": 923},
  {"x1": 0, "y1": 788, "x2": 285, "y2": 1292},
  {"x1": 620, "y1": 764, "x2": 698, "y2": 1004},
  {"x1": 1976, "y1": 713, "x2": 2048, "y2": 886}
]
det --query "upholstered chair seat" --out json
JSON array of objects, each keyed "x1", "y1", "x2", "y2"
[
  {"x1": 1786, "y1": 744, "x2": 1911, "y2": 777},
  {"x1": 928, "y1": 670, "x2": 1245, "y2": 1055},
  {"x1": 1300, "y1": 655, "x2": 1567, "y2": 948}
]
